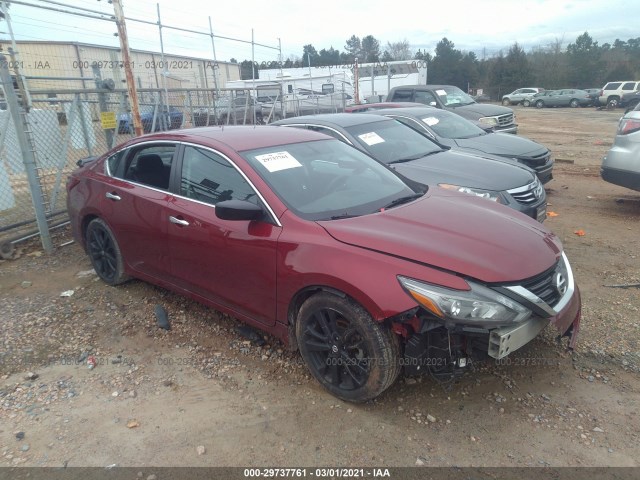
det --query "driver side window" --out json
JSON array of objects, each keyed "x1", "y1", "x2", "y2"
[
  {"x1": 180, "y1": 146, "x2": 258, "y2": 206},
  {"x1": 414, "y1": 90, "x2": 436, "y2": 105}
]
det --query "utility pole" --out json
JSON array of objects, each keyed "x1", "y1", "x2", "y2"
[{"x1": 112, "y1": 0, "x2": 143, "y2": 136}]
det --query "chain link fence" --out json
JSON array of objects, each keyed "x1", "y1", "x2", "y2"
[{"x1": 0, "y1": 74, "x2": 351, "y2": 256}]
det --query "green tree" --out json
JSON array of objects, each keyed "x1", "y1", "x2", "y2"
[
  {"x1": 344, "y1": 35, "x2": 362, "y2": 62},
  {"x1": 318, "y1": 47, "x2": 341, "y2": 67},
  {"x1": 567, "y1": 32, "x2": 601, "y2": 86},
  {"x1": 414, "y1": 49, "x2": 432, "y2": 62},
  {"x1": 302, "y1": 44, "x2": 318, "y2": 66},
  {"x1": 430, "y1": 38, "x2": 464, "y2": 86},
  {"x1": 240, "y1": 60, "x2": 259, "y2": 80},
  {"x1": 503, "y1": 42, "x2": 531, "y2": 91},
  {"x1": 361, "y1": 35, "x2": 381, "y2": 63},
  {"x1": 380, "y1": 50, "x2": 393, "y2": 62},
  {"x1": 460, "y1": 52, "x2": 479, "y2": 91}
]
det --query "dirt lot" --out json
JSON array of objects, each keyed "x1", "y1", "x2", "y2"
[{"x1": 0, "y1": 106, "x2": 639, "y2": 469}]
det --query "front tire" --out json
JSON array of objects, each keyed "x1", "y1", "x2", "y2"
[
  {"x1": 296, "y1": 292, "x2": 400, "y2": 402},
  {"x1": 523, "y1": 99, "x2": 531, "y2": 107},
  {"x1": 85, "y1": 218, "x2": 129, "y2": 286}
]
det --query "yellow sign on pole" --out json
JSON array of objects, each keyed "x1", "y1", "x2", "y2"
[{"x1": 100, "y1": 111, "x2": 117, "y2": 130}]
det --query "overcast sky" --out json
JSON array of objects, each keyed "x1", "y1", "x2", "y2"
[{"x1": 3, "y1": 0, "x2": 639, "y2": 62}]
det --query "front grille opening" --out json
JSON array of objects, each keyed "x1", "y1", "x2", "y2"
[
  {"x1": 510, "y1": 186, "x2": 539, "y2": 205},
  {"x1": 519, "y1": 263, "x2": 562, "y2": 307}
]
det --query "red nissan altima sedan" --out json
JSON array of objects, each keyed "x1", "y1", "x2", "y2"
[{"x1": 67, "y1": 126, "x2": 581, "y2": 402}]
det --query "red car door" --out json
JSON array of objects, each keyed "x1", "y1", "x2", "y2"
[
  {"x1": 98, "y1": 142, "x2": 177, "y2": 279},
  {"x1": 166, "y1": 144, "x2": 280, "y2": 326}
]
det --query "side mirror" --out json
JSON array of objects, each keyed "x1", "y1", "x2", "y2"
[
  {"x1": 215, "y1": 200, "x2": 264, "y2": 221},
  {"x1": 429, "y1": 101, "x2": 437, "y2": 107}
]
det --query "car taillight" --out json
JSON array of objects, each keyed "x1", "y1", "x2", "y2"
[{"x1": 618, "y1": 118, "x2": 640, "y2": 135}]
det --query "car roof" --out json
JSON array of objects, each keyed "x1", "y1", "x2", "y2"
[
  {"x1": 274, "y1": 113, "x2": 392, "y2": 128},
  {"x1": 345, "y1": 102, "x2": 423, "y2": 111},
  {"x1": 391, "y1": 85, "x2": 455, "y2": 90},
  {"x1": 130, "y1": 125, "x2": 331, "y2": 151},
  {"x1": 371, "y1": 107, "x2": 446, "y2": 117}
]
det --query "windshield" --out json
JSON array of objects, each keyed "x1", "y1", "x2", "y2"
[
  {"x1": 419, "y1": 112, "x2": 486, "y2": 139},
  {"x1": 435, "y1": 86, "x2": 476, "y2": 107},
  {"x1": 344, "y1": 119, "x2": 443, "y2": 164},
  {"x1": 241, "y1": 139, "x2": 422, "y2": 221}
]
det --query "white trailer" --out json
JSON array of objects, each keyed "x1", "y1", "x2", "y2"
[{"x1": 257, "y1": 60, "x2": 427, "y2": 104}]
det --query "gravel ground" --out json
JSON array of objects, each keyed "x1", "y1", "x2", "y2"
[{"x1": 0, "y1": 107, "x2": 639, "y2": 468}]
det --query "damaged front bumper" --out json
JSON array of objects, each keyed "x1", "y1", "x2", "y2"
[{"x1": 397, "y1": 257, "x2": 582, "y2": 374}]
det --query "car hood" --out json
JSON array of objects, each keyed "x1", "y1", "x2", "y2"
[
  {"x1": 448, "y1": 103, "x2": 513, "y2": 117},
  {"x1": 391, "y1": 150, "x2": 534, "y2": 191},
  {"x1": 318, "y1": 188, "x2": 561, "y2": 283},
  {"x1": 454, "y1": 133, "x2": 548, "y2": 158}
]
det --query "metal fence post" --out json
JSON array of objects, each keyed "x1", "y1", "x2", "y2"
[
  {"x1": 92, "y1": 65, "x2": 115, "y2": 149},
  {"x1": 0, "y1": 54, "x2": 53, "y2": 253}
]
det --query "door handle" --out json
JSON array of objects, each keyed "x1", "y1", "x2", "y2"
[
  {"x1": 105, "y1": 192, "x2": 121, "y2": 201},
  {"x1": 169, "y1": 216, "x2": 189, "y2": 226}
]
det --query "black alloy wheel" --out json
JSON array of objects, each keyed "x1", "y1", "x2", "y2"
[
  {"x1": 296, "y1": 293, "x2": 400, "y2": 402},
  {"x1": 86, "y1": 218, "x2": 129, "y2": 286}
]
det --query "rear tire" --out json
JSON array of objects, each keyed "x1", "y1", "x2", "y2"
[
  {"x1": 523, "y1": 99, "x2": 531, "y2": 107},
  {"x1": 502, "y1": 98, "x2": 511, "y2": 106},
  {"x1": 296, "y1": 292, "x2": 400, "y2": 402},
  {"x1": 607, "y1": 97, "x2": 619, "y2": 109},
  {"x1": 536, "y1": 100, "x2": 544, "y2": 109},
  {"x1": 85, "y1": 218, "x2": 129, "y2": 286},
  {"x1": 569, "y1": 99, "x2": 579, "y2": 108}
]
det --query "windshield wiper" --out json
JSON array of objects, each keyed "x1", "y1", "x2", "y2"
[
  {"x1": 388, "y1": 151, "x2": 442, "y2": 164},
  {"x1": 317, "y1": 213, "x2": 361, "y2": 221},
  {"x1": 380, "y1": 193, "x2": 424, "y2": 210}
]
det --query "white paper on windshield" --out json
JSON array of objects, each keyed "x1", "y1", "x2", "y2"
[
  {"x1": 422, "y1": 116, "x2": 439, "y2": 126},
  {"x1": 358, "y1": 132, "x2": 385, "y2": 146},
  {"x1": 255, "y1": 151, "x2": 303, "y2": 172},
  {"x1": 435, "y1": 89, "x2": 447, "y2": 96}
]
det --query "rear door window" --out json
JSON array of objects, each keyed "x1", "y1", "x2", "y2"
[{"x1": 120, "y1": 144, "x2": 177, "y2": 190}]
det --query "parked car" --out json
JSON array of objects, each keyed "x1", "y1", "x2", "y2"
[
  {"x1": 501, "y1": 88, "x2": 544, "y2": 106},
  {"x1": 346, "y1": 102, "x2": 494, "y2": 132},
  {"x1": 194, "y1": 96, "x2": 264, "y2": 126},
  {"x1": 67, "y1": 125, "x2": 581, "y2": 402},
  {"x1": 472, "y1": 92, "x2": 492, "y2": 103},
  {"x1": 598, "y1": 81, "x2": 640, "y2": 108},
  {"x1": 386, "y1": 85, "x2": 518, "y2": 133},
  {"x1": 117, "y1": 105, "x2": 183, "y2": 134},
  {"x1": 343, "y1": 102, "x2": 423, "y2": 113},
  {"x1": 601, "y1": 101, "x2": 640, "y2": 191},
  {"x1": 273, "y1": 113, "x2": 547, "y2": 222},
  {"x1": 583, "y1": 88, "x2": 601, "y2": 104},
  {"x1": 619, "y1": 90, "x2": 640, "y2": 112},
  {"x1": 363, "y1": 107, "x2": 554, "y2": 184},
  {"x1": 526, "y1": 89, "x2": 592, "y2": 108}
]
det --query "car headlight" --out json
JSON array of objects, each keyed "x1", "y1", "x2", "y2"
[
  {"x1": 438, "y1": 184, "x2": 505, "y2": 203},
  {"x1": 398, "y1": 276, "x2": 532, "y2": 327},
  {"x1": 478, "y1": 116, "x2": 498, "y2": 126}
]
